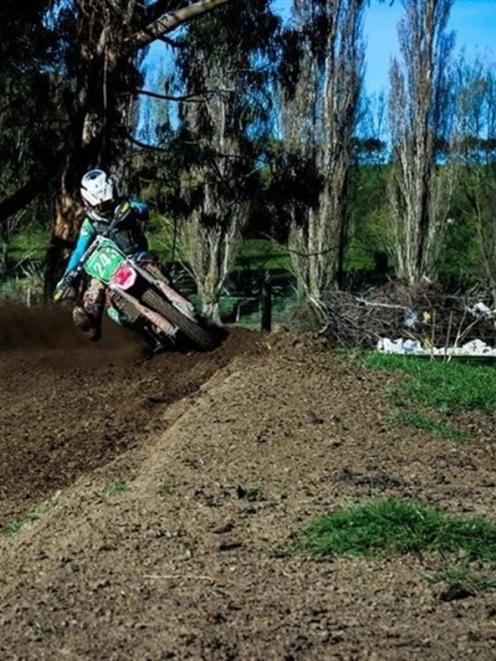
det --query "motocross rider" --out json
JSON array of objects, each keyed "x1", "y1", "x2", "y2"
[{"x1": 54, "y1": 169, "x2": 156, "y2": 341}]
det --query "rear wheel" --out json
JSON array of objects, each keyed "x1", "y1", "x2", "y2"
[{"x1": 142, "y1": 289, "x2": 216, "y2": 351}]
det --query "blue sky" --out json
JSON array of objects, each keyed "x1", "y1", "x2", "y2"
[
  {"x1": 271, "y1": 0, "x2": 496, "y2": 96},
  {"x1": 365, "y1": 0, "x2": 496, "y2": 96},
  {"x1": 141, "y1": 0, "x2": 496, "y2": 122}
]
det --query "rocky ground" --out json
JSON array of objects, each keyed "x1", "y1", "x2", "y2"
[{"x1": 0, "y1": 306, "x2": 495, "y2": 659}]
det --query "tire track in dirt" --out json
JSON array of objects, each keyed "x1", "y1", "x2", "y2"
[{"x1": 0, "y1": 306, "x2": 265, "y2": 526}]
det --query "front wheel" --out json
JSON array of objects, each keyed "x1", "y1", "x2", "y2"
[{"x1": 142, "y1": 289, "x2": 217, "y2": 351}]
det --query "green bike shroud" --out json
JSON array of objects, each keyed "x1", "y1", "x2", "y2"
[{"x1": 84, "y1": 239, "x2": 127, "y2": 284}]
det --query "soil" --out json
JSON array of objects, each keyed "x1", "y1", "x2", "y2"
[{"x1": 0, "y1": 307, "x2": 495, "y2": 659}]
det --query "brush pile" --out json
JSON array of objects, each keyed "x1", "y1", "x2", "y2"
[{"x1": 320, "y1": 282, "x2": 496, "y2": 352}]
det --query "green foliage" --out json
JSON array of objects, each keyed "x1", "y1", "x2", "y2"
[
  {"x1": 146, "y1": 233, "x2": 292, "y2": 275},
  {"x1": 389, "y1": 410, "x2": 472, "y2": 444},
  {"x1": 360, "y1": 352, "x2": 496, "y2": 413},
  {"x1": 147, "y1": 214, "x2": 186, "y2": 264},
  {"x1": 0, "y1": 2, "x2": 66, "y2": 215},
  {"x1": 236, "y1": 239, "x2": 291, "y2": 273},
  {"x1": 221, "y1": 292, "x2": 297, "y2": 329},
  {"x1": 2, "y1": 2, "x2": 496, "y2": 297},
  {"x1": 439, "y1": 210, "x2": 480, "y2": 283},
  {"x1": 7, "y1": 227, "x2": 49, "y2": 264},
  {"x1": 0, "y1": 265, "x2": 44, "y2": 304},
  {"x1": 346, "y1": 165, "x2": 391, "y2": 273},
  {"x1": 299, "y1": 499, "x2": 496, "y2": 562}
]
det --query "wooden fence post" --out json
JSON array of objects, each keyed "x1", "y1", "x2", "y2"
[{"x1": 261, "y1": 271, "x2": 272, "y2": 332}]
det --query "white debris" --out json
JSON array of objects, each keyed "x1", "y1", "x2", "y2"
[
  {"x1": 377, "y1": 337, "x2": 496, "y2": 358},
  {"x1": 377, "y1": 338, "x2": 423, "y2": 355},
  {"x1": 404, "y1": 308, "x2": 419, "y2": 329},
  {"x1": 466, "y1": 301, "x2": 493, "y2": 318},
  {"x1": 445, "y1": 339, "x2": 496, "y2": 357}
]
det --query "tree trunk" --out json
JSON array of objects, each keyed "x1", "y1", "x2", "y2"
[
  {"x1": 388, "y1": 0, "x2": 455, "y2": 284},
  {"x1": 44, "y1": 172, "x2": 85, "y2": 297},
  {"x1": 284, "y1": 0, "x2": 365, "y2": 302},
  {"x1": 200, "y1": 298, "x2": 222, "y2": 326}
]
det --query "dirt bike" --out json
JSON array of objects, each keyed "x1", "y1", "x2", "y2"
[{"x1": 54, "y1": 235, "x2": 216, "y2": 351}]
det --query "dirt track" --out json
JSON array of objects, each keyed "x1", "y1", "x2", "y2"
[
  {"x1": 0, "y1": 307, "x2": 262, "y2": 526},
  {"x1": 1, "y1": 308, "x2": 496, "y2": 659}
]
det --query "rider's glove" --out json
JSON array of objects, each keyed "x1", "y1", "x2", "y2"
[
  {"x1": 53, "y1": 282, "x2": 65, "y2": 302},
  {"x1": 53, "y1": 271, "x2": 76, "y2": 302}
]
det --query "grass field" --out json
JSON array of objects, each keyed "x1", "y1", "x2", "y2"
[
  {"x1": 349, "y1": 350, "x2": 496, "y2": 452},
  {"x1": 360, "y1": 352, "x2": 496, "y2": 412},
  {"x1": 360, "y1": 351, "x2": 496, "y2": 412}
]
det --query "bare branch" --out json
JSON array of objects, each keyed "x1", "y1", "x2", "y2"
[
  {"x1": 126, "y1": 133, "x2": 169, "y2": 151},
  {"x1": 156, "y1": 34, "x2": 186, "y2": 48},
  {"x1": 130, "y1": 0, "x2": 234, "y2": 50},
  {"x1": 135, "y1": 88, "x2": 215, "y2": 102}
]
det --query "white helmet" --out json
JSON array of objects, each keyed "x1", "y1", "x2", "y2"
[{"x1": 80, "y1": 169, "x2": 115, "y2": 222}]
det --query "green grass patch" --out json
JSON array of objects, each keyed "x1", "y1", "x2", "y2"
[
  {"x1": 389, "y1": 410, "x2": 472, "y2": 444},
  {"x1": 93, "y1": 481, "x2": 130, "y2": 503},
  {"x1": 1, "y1": 509, "x2": 42, "y2": 538},
  {"x1": 359, "y1": 352, "x2": 496, "y2": 413},
  {"x1": 34, "y1": 621, "x2": 55, "y2": 637},
  {"x1": 158, "y1": 482, "x2": 176, "y2": 497},
  {"x1": 32, "y1": 619, "x2": 64, "y2": 638},
  {"x1": 425, "y1": 565, "x2": 496, "y2": 593},
  {"x1": 106, "y1": 481, "x2": 129, "y2": 495},
  {"x1": 299, "y1": 499, "x2": 496, "y2": 562},
  {"x1": 200, "y1": 291, "x2": 297, "y2": 330}
]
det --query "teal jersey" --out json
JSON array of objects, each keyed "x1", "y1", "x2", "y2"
[{"x1": 64, "y1": 200, "x2": 149, "y2": 275}]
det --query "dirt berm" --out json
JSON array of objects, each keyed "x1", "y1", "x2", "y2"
[{"x1": 0, "y1": 307, "x2": 496, "y2": 659}]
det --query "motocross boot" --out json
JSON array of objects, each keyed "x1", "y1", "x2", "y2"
[{"x1": 72, "y1": 306, "x2": 102, "y2": 342}]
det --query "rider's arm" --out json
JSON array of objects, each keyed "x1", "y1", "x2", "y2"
[
  {"x1": 64, "y1": 219, "x2": 96, "y2": 275},
  {"x1": 130, "y1": 200, "x2": 150, "y2": 222},
  {"x1": 113, "y1": 200, "x2": 150, "y2": 227}
]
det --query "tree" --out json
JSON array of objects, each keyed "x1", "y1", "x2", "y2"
[
  {"x1": 44, "y1": 0, "x2": 235, "y2": 293},
  {"x1": 454, "y1": 58, "x2": 496, "y2": 294},
  {"x1": 150, "y1": 1, "x2": 278, "y2": 324},
  {"x1": 279, "y1": 0, "x2": 366, "y2": 304},
  {"x1": 0, "y1": 1, "x2": 65, "y2": 227},
  {"x1": 388, "y1": 0, "x2": 456, "y2": 284}
]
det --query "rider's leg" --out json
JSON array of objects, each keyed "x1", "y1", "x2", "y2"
[{"x1": 72, "y1": 279, "x2": 106, "y2": 341}]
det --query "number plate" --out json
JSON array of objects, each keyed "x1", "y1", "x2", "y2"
[{"x1": 85, "y1": 239, "x2": 126, "y2": 283}]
